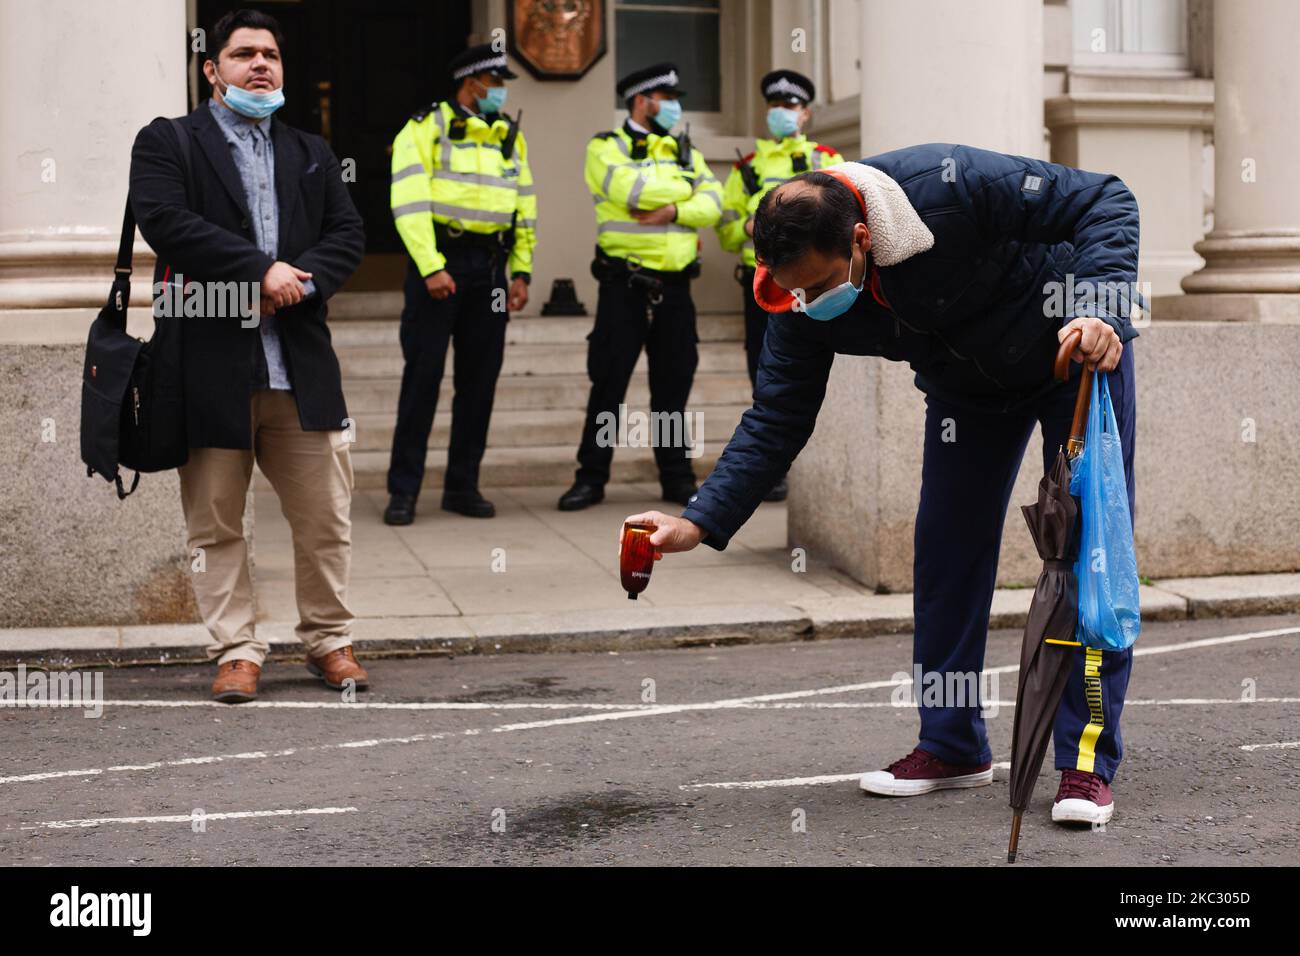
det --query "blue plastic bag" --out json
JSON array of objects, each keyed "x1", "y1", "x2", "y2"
[{"x1": 1069, "y1": 369, "x2": 1141, "y2": 650}]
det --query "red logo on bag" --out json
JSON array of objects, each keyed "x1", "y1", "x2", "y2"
[{"x1": 91, "y1": 365, "x2": 97, "y2": 378}]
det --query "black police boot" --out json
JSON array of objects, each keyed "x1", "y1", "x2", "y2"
[
  {"x1": 383, "y1": 493, "x2": 417, "y2": 526},
  {"x1": 558, "y1": 481, "x2": 605, "y2": 512},
  {"x1": 764, "y1": 475, "x2": 789, "y2": 502},
  {"x1": 660, "y1": 478, "x2": 699, "y2": 507},
  {"x1": 441, "y1": 490, "x2": 495, "y2": 518}
]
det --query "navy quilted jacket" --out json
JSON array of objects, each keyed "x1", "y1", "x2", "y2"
[{"x1": 682, "y1": 143, "x2": 1141, "y2": 551}]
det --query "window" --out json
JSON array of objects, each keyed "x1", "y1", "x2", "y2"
[
  {"x1": 1072, "y1": 0, "x2": 1189, "y2": 71},
  {"x1": 826, "y1": 0, "x2": 861, "y2": 103},
  {"x1": 614, "y1": 0, "x2": 721, "y2": 112}
]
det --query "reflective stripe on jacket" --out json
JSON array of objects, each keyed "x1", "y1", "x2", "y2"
[
  {"x1": 390, "y1": 101, "x2": 537, "y2": 277},
  {"x1": 586, "y1": 124, "x2": 722, "y2": 273},
  {"x1": 718, "y1": 136, "x2": 843, "y2": 267}
]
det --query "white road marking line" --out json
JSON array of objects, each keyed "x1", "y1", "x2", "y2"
[
  {"x1": 1126, "y1": 697, "x2": 1300, "y2": 706},
  {"x1": 681, "y1": 762, "x2": 1014, "y2": 791},
  {"x1": 6, "y1": 625, "x2": 1295, "y2": 788},
  {"x1": 0, "y1": 734, "x2": 447, "y2": 785},
  {"x1": 484, "y1": 679, "x2": 952, "y2": 733},
  {"x1": 682, "y1": 773, "x2": 863, "y2": 790},
  {"x1": 493, "y1": 627, "x2": 1300, "y2": 731},
  {"x1": 1131, "y1": 625, "x2": 1300, "y2": 656},
  {"x1": 20, "y1": 807, "x2": 357, "y2": 830},
  {"x1": 1240, "y1": 741, "x2": 1300, "y2": 752}
]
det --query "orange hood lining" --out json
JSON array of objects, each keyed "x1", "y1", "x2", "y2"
[{"x1": 752, "y1": 167, "x2": 874, "y2": 313}]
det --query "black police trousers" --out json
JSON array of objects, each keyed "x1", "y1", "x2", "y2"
[
  {"x1": 573, "y1": 277, "x2": 699, "y2": 488},
  {"x1": 386, "y1": 246, "x2": 507, "y2": 499}
]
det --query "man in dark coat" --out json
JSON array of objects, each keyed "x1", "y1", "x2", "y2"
[
  {"x1": 129, "y1": 9, "x2": 365, "y2": 703},
  {"x1": 622, "y1": 145, "x2": 1140, "y2": 829}
]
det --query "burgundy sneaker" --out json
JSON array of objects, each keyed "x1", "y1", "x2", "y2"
[
  {"x1": 1052, "y1": 768, "x2": 1114, "y2": 825},
  {"x1": 859, "y1": 746, "x2": 993, "y2": 796}
]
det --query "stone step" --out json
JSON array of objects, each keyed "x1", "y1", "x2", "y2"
[
  {"x1": 336, "y1": 340, "x2": 750, "y2": 379},
  {"x1": 326, "y1": 311, "x2": 746, "y2": 346},
  {"x1": 341, "y1": 370, "x2": 756, "y2": 413},
  {"x1": 328, "y1": 291, "x2": 406, "y2": 321},
  {"x1": 318, "y1": 442, "x2": 726, "y2": 492},
  {"x1": 341, "y1": 403, "x2": 753, "y2": 452}
]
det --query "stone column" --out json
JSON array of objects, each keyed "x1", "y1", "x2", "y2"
[
  {"x1": 0, "y1": 0, "x2": 203, "y2": 629},
  {"x1": 789, "y1": 0, "x2": 1047, "y2": 591},
  {"x1": 0, "y1": 0, "x2": 187, "y2": 321},
  {"x1": 1165, "y1": 0, "x2": 1300, "y2": 318},
  {"x1": 858, "y1": 0, "x2": 1043, "y2": 158},
  {"x1": 1046, "y1": 91, "x2": 1213, "y2": 296},
  {"x1": 1142, "y1": 0, "x2": 1300, "y2": 574}
]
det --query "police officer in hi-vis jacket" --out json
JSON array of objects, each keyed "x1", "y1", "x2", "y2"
[
  {"x1": 717, "y1": 69, "x2": 842, "y2": 501},
  {"x1": 558, "y1": 63, "x2": 723, "y2": 512},
  {"x1": 384, "y1": 44, "x2": 537, "y2": 524}
]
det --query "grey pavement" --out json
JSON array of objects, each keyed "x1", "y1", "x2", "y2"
[
  {"x1": 1, "y1": 613, "x2": 1297, "y2": 866},
  {"x1": 3, "y1": 481, "x2": 1298, "y2": 664}
]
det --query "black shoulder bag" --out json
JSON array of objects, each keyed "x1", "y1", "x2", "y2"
[{"x1": 80, "y1": 118, "x2": 190, "y2": 498}]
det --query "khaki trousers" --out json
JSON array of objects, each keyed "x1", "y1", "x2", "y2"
[{"x1": 178, "y1": 389, "x2": 355, "y2": 666}]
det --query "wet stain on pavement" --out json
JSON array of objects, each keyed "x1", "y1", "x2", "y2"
[
  {"x1": 460, "y1": 790, "x2": 691, "y2": 852},
  {"x1": 446, "y1": 676, "x2": 611, "y2": 702}
]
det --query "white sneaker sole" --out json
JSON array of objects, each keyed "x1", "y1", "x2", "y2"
[
  {"x1": 1052, "y1": 797, "x2": 1115, "y2": 825},
  {"x1": 859, "y1": 767, "x2": 993, "y2": 796}
]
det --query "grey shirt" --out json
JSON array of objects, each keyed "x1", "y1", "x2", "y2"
[{"x1": 209, "y1": 97, "x2": 316, "y2": 391}]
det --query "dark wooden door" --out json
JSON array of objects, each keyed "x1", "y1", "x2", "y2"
[{"x1": 194, "y1": 0, "x2": 472, "y2": 261}]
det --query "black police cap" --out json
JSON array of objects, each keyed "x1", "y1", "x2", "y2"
[
  {"x1": 449, "y1": 44, "x2": 518, "y2": 82},
  {"x1": 761, "y1": 69, "x2": 815, "y2": 104},
  {"x1": 617, "y1": 62, "x2": 686, "y2": 100}
]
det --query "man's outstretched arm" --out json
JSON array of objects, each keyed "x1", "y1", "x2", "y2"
[{"x1": 678, "y1": 312, "x2": 835, "y2": 551}]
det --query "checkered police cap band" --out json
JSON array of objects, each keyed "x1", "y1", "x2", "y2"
[
  {"x1": 764, "y1": 76, "x2": 811, "y2": 102},
  {"x1": 624, "y1": 69, "x2": 679, "y2": 99},
  {"x1": 453, "y1": 53, "x2": 509, "y2": 80}
]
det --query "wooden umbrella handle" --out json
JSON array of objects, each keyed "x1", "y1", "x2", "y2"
[{"x1": 1054, "y1": 328, "x2": 1092, "y2": 459}]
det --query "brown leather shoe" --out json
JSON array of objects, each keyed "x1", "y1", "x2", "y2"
[
  {"x1": 305, "y1": 645, "x2": 369, "y2": 691},
  {"x1": 212, "y1": 660, "x2": 261, "y2": 703}
]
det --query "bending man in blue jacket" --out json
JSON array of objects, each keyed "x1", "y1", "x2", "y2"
[{"x1": 622, "y1": 144, "x2": 1139, "y2": 828}]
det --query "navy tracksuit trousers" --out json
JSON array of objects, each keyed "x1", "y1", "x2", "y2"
[{"x1": 913, "y1": 340, "x2": 1136, "y2": 784}]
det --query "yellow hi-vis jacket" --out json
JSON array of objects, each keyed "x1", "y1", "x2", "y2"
[
  {"x1": 390, "y1": 101, "x2": 537, "y2": 278},
  {"x1": 717, "y1": 135, "x2": 843, "y2": 268},
  {"x1": 586, "y1": 123, "x2": 723, "y2": 273}
]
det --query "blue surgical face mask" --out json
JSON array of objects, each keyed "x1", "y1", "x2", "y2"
[
  {"x1": 476, "y1": 84, "x2": 508, "y2": 114},
  {"x1": 795, "y1": 240, "x2": 865, "y2": 321},
  {"x1": 766, "y1": 106, "x2": 801, "y2": 139},
  {"x1": 215, "y1": 65, "x2": 285, "y2": 120},
  {"x1": 652, "y1": 97, "x2": 682, "y2": 132}
]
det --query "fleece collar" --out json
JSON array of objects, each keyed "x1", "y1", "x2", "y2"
[{"x1": 753, "y1": 161, "x2": 935, "y2": 313}]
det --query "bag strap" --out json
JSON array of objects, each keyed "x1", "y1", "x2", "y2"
[
  {"x1": 114, "y1": 118, "x2": 191, "y2": 281},
  {"x1": 114, "y1": 117, "x2": 191, "y2": 280},
  {"x1": 113, "y1": 200, "x2": 135, "y2": 278},
  {"x1": 115, "y1": 470, "x2": 141, "y2": 499}
]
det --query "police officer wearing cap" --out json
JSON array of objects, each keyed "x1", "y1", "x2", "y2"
[
  {"x1": 717, "y1": 69, "x2": 842, "y2": 501},
  {"x1": 383, "y1": 44, "x2": 538, "y2": 524},
  {"x1": 557, "y1": 63, "x2": 724, "y2": 512}
]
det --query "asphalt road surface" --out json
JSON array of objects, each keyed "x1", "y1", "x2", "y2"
[{"x1": 3, "y1": 614, "x2": 1298, "y2": 867}]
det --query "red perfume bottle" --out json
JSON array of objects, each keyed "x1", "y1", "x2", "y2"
[{"x1": 620, "y1": 521, "x2": 658, "y2": 599}]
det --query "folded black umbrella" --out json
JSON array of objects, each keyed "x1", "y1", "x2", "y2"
[{"x1": 1006, "y1": 330, "x2": 1092, "y2": 863}]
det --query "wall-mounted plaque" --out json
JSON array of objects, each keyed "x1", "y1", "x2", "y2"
[{"x1": 508, "y1": 0, "x2": 607, "y2": 81}]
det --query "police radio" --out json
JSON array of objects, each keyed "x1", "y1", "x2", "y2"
[
  {"x1": 674, "y1": 122, "x2": 693, "y2": 169},
  {"x1": 735, "y1": 149, "x2": 760, "y2": 195}
]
